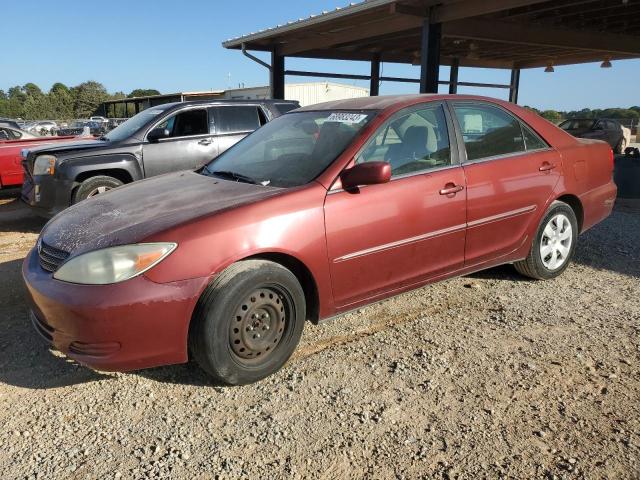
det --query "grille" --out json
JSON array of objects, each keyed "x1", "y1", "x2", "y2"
[{"x1": 39, "y1": 241, "x2": 70, "y2": 273}]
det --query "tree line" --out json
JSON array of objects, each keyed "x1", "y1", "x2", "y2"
[
  {"x1": 0, "y1": 81, "x2": 160, "y2": 120},
  {"x1": 525, "y1": 106, "x2": 640, "y2": 123}
]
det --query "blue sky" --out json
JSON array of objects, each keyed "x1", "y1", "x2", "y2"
[{"x1": 3, "y1": 0, "x2": 639, "y2": 111}]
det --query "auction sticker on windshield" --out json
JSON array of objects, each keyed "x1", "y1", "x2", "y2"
[{"x1": 326, "y1": 113, "x2": 369, "y2": 124}]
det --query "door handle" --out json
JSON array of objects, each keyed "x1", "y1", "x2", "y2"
[
  {"x1": 539, "y1": 163, "x2": 556, "y2": 172},
  {"x1": 198, "y1": 139, "x2": 212, "y2": 146},
  {"x1": 439, "y1": 184, "x2": 464, "y2": 195}
]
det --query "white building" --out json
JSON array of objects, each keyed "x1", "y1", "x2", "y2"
[{"x1": 224, "y1": 82, "x2": 369, "y2": 106}]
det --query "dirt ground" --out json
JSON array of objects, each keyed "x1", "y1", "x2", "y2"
[{"x1": 0, "y1": 189, "x2": 638, "y2": 479}]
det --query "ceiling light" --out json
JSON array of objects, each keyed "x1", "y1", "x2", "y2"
[{"x1": 601, "y1": 57, "x2": 612, "y2": 68}]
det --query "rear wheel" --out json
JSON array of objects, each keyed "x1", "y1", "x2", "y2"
[
  {"x1": 514, "y1": 201, "x2": 578, "y2": 280},
  {"x1": 72, "y1": 175, "x2": 123, "y2": 204},
  {"x1": 190, "y1": 260, "x2": 306, "y2": 385}
]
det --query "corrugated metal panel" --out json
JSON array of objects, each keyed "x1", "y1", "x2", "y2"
[{"x1": 285, "y1": 82, "x2": 369, "y2": 106}]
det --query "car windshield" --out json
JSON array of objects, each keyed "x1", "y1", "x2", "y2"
[
  {"x1": 104, "y1": 106, "x2": 171, "y2": 141},
  {"x1": 559, "y1": 119, "x2": 594, "y2": 130},
  {"x1": 202, "y1": 110, "x2": 375, "y2": 188}
]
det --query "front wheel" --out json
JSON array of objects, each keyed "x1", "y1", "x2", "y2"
[
  {"x1": 72, "y1": 175, "x2": 123, "y2": 204},
  {"x1": 514, "y1": 201, "x2": 578, "y2": 280},
  {"x1": 189, "y1": 260, "x2": 306, "y2": 385}
]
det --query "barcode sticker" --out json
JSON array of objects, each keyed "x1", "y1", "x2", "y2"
[{"x1": 326, "y1": 113, "x2": 368, "y2": 124}]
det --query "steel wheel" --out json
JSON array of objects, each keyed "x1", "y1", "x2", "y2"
[
  {"x1": 539, "y1": 213, "x2": 572, "y2": 270},
  {"x1": 229, "y1": 286, "x2": 289, "y2": 363}
]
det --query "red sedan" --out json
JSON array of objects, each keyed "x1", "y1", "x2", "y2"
[{"x1": 23, "y1": 95, "x2": 616, "y2": 385}]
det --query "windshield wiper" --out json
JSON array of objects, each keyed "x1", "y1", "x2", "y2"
[
  {"x1": 210, "y1": 170, "x2": 258, "y2": 185},
  {"x1": 98, "y1": 136, "x2": 110, "y2": 141}
]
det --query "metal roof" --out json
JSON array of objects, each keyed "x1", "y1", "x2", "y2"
[{"x1": 224, "y1": 0, "x2": 640, "y2": 69}]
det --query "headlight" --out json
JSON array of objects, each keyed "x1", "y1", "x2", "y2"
[
  {"x1": 53, "y1": 243, "x2": 177, "y2": 285},
  {"x1": 33, "y1": 155, "x2": 56, "y2": 175}
]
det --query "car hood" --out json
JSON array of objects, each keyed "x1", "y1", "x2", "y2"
[
  {"x1": 41, "y1": 171, "x2": 284, "y2": 256},
  {"x1": 27, "y1": 139, "x2": 108, "y2": 156}
]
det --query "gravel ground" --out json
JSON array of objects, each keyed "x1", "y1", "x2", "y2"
[{"x1": 0, "y1": 191, "x2": 638, "y2": 479}]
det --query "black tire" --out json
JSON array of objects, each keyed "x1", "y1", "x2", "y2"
[
  {"x1": 514, "y1": 201, "x2": 578, "y2": 280},
  {"x1": 72, "y1": 175, "x2": 123, "y2": 204},
  {"x1": 189, "y1": 259, "x2": 306, "y2": 385}
]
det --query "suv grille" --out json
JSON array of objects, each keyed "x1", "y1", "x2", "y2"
[{"x1": 39, "y1": 241, "x2": 70, "y2": 273}]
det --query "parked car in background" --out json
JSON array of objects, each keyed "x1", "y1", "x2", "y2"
[
  {"x1": 23, "y1": 121, "x2": 58, "y2": 136},
  {"x1": 0, "y1": 124, "x2": 38, "y2": 141},
  {"x1": 0, "y1": 134, "x2": 88, "y2": 189},
  {"x1": 89, "y1": 116, "x2": 109, "y2": 125},
  {"x1": 21, "y1": 99, "x2": 299, "y2": 217},
  {"x1": 23, "y1": 94, "x2": 616, "y2": 385},
  {"x1": 558, "y1": 118, "x2": 627, "y2": 153},
  {"x1": 0, "y1": 118, "x2": 22, "y2": 130},
  {"x1": 57, "y1": 120, "x2": 106, "y2": 137}
]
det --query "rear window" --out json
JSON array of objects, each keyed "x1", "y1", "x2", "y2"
[
  {"x1": 275, "y1": 103, "x2": 299, "y2": 114},
  {"x1": 213, "y1": 106, "x2": 261, "y2": 134}
]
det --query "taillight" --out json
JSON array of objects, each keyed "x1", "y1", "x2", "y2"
[{"x1": 609, "y1": 148, "x2": 615, "y2": 172}]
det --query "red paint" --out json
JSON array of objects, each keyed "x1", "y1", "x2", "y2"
[
  {"x1": 23, "y1": 95, "x2": 616, "y2": 372},
  {"x1": 0, "y1": 136, "x2": 88, "y2": 188}
]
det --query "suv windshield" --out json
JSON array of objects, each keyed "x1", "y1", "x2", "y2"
[
  {"x1": 104, "y1": 106, "x2": 172, "y2": 141},
  {"x1": 202, "y1": 110, "x2": 375, "y2": 188}
]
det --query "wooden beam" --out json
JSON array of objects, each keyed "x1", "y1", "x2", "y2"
[
  {"x1": 443, "y1": 17, "x2": 640, "y2": 55},
  {"x1": 431, "y1": 0, "x2": 550, "y2": 23}
]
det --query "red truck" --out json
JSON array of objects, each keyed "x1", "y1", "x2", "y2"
[{"x1": 0, "y1": 136, "x2": 88, "y2": 189}]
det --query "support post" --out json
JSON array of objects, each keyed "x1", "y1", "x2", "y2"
[
  {"x1": 509, "y1": 68, "x2": 521, "y2": 104},
  {"x1": 449, "y1": 58, "x2": 459, "y2": 94},
  {"x1": 419, "y1": 17, "x2": 441, "y2": 94},
  {"x1": 270, "y1": 50, "x2": 285, "y2": 100},
  {"x1": 370, "y1": 54, "x2": 380, "y2": 96}
]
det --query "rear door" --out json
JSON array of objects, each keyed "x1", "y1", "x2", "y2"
[
  {"x1": 451, "y1": 101, "x2": 561, "y2": 267},
  {"x1": 211, "y1": 105, "x2": 267, "y2": 155},
  {"x1": 324, "y1": 102, "x2": 467, "y2": 308},
  {"x1": 142, "y1": 107, "x2": 218, "y2": 177}
]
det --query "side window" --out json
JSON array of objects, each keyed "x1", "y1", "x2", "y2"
[
  {"x1": 521, "y1": 124, "x2": 548, "y2": 151},
  {"x1": 155, "y1": 109, "x2": 208, "y2": 138},
  {"x1": 356, "y1": 104, "x2": 451, "y2": 176},
  {"x1": 213, "y1": 106, "x2": 261, "y2": 134},
  {"x1": 0, "y1": 128, "x2": 9, "y2": 140},
  {"x1": 454, "y1": 103, "x2": 525, "y2": 161}
]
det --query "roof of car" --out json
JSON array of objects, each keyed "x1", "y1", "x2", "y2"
[
  {"x1": 160, "y1": 99, "x2": 300, "y2": 109},
  {"x1": 294, "y1": 94, "x2": 515, "y2": 112}
]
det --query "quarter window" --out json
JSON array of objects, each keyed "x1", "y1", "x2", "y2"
[
  {"x1": 356, "y1": 104, "x2": 451, "y2": 176},
  {"x1": 454, "y1": 104, "x2": 525, "y2": 161},
  {"x1": 213, "y1": 106, "x2": 262, "y2": 134},
  {"x1": 521, "y1": 124, "x2": 547, "y2": 151}
]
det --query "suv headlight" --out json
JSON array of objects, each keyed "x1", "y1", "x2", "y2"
[
  {"x1": 53, "y1": 243, "x2": 177, "y2": 285},
  {"x1": 33, "y1": 155, "x2": 56, "y2": 175}
]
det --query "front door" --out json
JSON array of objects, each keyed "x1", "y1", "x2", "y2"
[
  {"x1": 451, "y1": 101, "x2": 561, "y2": 266},
  {"x1": 324, "y1": 103, "x2": 467, "y2": 309},
  {"x1": 142, "y1": 107, "x2": 218, "y2": 177}
]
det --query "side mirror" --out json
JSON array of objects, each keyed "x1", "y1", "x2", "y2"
[
  {"x1": 147, "y1": 128, "x2": 170, "y2": 142},
  {"x1": 340, "y1": 161, "x2": 391, "y2": 190}
]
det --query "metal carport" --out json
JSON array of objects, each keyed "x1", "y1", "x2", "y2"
[{"x1": 223, "y1": 0, "x2": 640, "y2": 102}]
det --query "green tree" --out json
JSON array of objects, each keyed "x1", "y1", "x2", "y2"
[
  {"x1": 49, "y1": 83, "x2": 74, "y2": 119},
  {"x1": 128, "y1": 89, "x2": 160, "y2": 98},
  {"x1": 541, "y1": 110, "x2": 562, "y2": 122},
  {"x1": 72, "y1": 81, "x2": 108, "y2": 118}
]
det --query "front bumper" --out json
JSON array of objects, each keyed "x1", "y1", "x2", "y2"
[
  {"x1": 22, "y1": 247, "x2": 210, "y2": 372},
  {"x1": 21, "y1": 170, "x2": 74, "y2": 218}
]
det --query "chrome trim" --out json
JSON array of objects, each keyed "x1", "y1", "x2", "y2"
[
  {"x1": 334, "y1": 223, "x2": 466, "y2": 263},
  {"x1": 467, "y1": 205, "x2": 537, "y2": 228}
]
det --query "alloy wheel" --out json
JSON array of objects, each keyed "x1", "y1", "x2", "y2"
[{"x1": 539, "y1": 213, "x2": 572, "y2": 270}]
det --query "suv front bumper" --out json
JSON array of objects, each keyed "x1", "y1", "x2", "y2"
[{"x1": 21, "y1": 171, "x2": 75, "y2": 218}]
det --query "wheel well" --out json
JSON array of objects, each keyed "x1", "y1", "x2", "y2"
[
  {"x1": 75, "y1": 169, "x2": 133, "y2": 184},
  {"x1": 248, "y1": 253, "x2": 320, "y2": 324},
  {"x1": 556, "y1": 194, "x2": 584, "y2": 232}
]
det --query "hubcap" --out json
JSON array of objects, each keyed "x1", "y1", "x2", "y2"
[
  {"x1": 87, "y1": 186, "x2": 111, "y2": 198},
  {"x1": 540, "y1": 213, "x2": 572, "y2": 270},
  {"x1": 230, "y1": 288, "x2": 287, "y2": 361}
]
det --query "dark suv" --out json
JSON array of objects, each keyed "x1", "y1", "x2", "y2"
[{"x1": 21, "y1": 99, "x2": 299, "y2": 217}]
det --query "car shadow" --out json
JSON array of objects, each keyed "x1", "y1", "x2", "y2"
[
  {"x1": 135, "y1": 362, "x2": 229, "y2": 387},
  {"x1": 0, "y1": 258, "x2": 110, "y2": 389},
  {"x1": 0, "y1": 194, "x2": 46, "y2": 234}
]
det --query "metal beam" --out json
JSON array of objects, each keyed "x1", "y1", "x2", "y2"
[
  {"x1": 509, "y1": 68, "x2": 520, "y2": 103},
  {"x1": 370, "y1": 54, "x2": 380, "y2": 96},
  {"x1": 271, "y1": 51, "x2": 285, "y2": 99},
  {"x1": 443, "y1": 18, "x2": 640, "y2": 55},
  {"x1": 420, "y1": 18, "x2": 441, "y2": 94},
  {"x1": 431, "y1": 0, "x2": 550, "y2": 23},
  {"x1": 449, "y1": 58, "x2": 459, "y2": 94}
]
